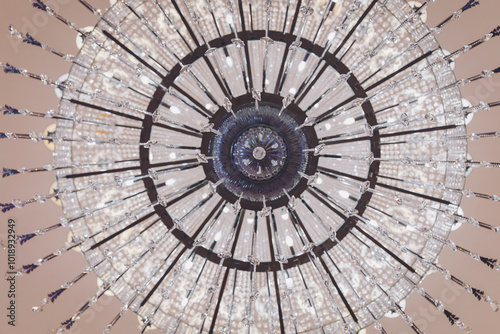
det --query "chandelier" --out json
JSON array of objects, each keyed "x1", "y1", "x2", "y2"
[{"x1": 1, "y1": 0, "x2": 500, "y2": 333}]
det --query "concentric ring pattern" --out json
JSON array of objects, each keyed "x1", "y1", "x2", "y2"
[{"x1": 48, "y1": 0, "x2": 468, "y2": 333}]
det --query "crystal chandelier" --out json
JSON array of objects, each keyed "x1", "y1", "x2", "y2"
[{"x1": 1, "y1": 0, "x2": 500, "y2": 333}]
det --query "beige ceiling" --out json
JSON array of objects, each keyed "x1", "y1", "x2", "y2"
[{"x1": 0, "y1": 0, "x2": 499, "y2": 333}]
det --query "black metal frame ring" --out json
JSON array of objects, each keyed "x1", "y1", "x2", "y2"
[{"x1": 139, "y1": 31, "x2": 381, "y2": 272}]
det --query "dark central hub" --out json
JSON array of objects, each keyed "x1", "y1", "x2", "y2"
[
  {"x1": 232, "y1": 126, "x2": 287, "y2": 181},
  {"x1": 201, "y1": 92, "x2": 320, "y2": 210}
]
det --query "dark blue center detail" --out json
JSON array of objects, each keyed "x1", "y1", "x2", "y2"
[
  {"x1": 209, "y1": 103, "x2": 310, "y2": 203},
  {"x1": 232, "y1": 126, "x2": 287, "y2": 181}
]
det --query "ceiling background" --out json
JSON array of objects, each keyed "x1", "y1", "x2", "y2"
[{"x1": 0, "y1": 0, "x2": 499, "y2": 333}]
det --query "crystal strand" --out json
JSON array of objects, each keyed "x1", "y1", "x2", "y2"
[
  {"x1": 278, "y1": 93, "x2": 294, "y2": 116},
  {"x1": 319, "y1": 94, "x2": 469, "y2": 134},
  {"x1": 260, "y1": 0, "x2": 273, "y2": 91},
  {"x1": 200, "y1": 122, "x2": 222, "y2": 136},
  {"x1": 153, "y1": 0, "x2": 194, "y2": 51},
  {"x1": 287, "y1": 212, "x2": 330, "y2": 333},
  {"x1": 217, "y1": 209, "x2": 244, "y2": 260},
  {"x1": 357, "y1": 227, "x2": 472, "y2": 333},
  {"x1": 57, "y1": 225, "x2": 174, "y2": 333},
  {"x1": 306, "y1": 253, "x2": 349, "y2": 330},
  {"x1": 225, "y1": 0, "x2": 251, "y2": 93},
  {"x1": 0, "y1": 130, "x2": 198, "y2": 149},
  {"x1": 11, "y1": 178, "x2": 115, "y2": 211},
  {"x1": 265, "y1": 271, "x2": 277, "y2": 334},
  {"x1": 197, "y1": 258, "x2": 225, "y2": 331},
  {"x1": 282, "y1": 188, "x2": 297, "y2": 211},
  {"x1": 169, "y1": 256, "x2": 211, "y2": 334},
  {"x1": 378, "y1": 176, "x2": 500, "y2": 203},
  {"x1": 374, "y1": 2, "x2": 486, "y2": 81},
  {"x1": 167, "y1": 187, "x2": 216, "y2": 233},
  {"x1": 31, "y1": 0, "x2": 95, "y2": 41},
  {"x1": 441, "y1": 67, "x2": 500, "y2": 91},
  {"x1": 294, "y1": 1, "x2": 362, "y2": 99},
  {"x1": 120, "y1": 0, "x2": 182, "y2": 62},
  {"x1": 295, "y1": 260, "x2": 326, "y2": 332},
  {"x1": 74, "y1": 0, "x2": 169, "y2": 73},
  {"x1": 1, "y1": 103, "x2": 137, "y2": 128},
  {"x1": 0, "y1": 65, "x2": 162, "y2": 119},
  {"x1": 140, "y1": 251, "x2": 196, "y2": 333},
  {"x1": 299, "y1": 198, "x2": 339, "y2": 241},
  {"x1": 317, "y1": 53, "x2": 500, "y2": 125},
  {"x1": 147, "y1": 164, "x2": 203, "y2": 181},
  {"x1": 276, "y1": 0, "x2": 314, "y2": 93},
  {"x1": 7, "y1": 26, "x2": 159, "y2": 104},
  {"x1": 406, "y1": 281, "x2": 471, "y2": 332},
  {"x1": 14, "y1": 200, "x2": 158, "y2": 276},
  {"x1": 243, "y1": 215, "x2": 259, "y2": 329},
  {"x1": 2, "y1": 159, "x2": 141, "y2": 178},
  {"x1": 309, "y1": 186, "x2": 358, "y2": 219},
  {"x1": 331, "y1": 153, "x2": 500, "y2": 171},
  {"x1": 181, "y1": 0, "x2": 233, "y2": 98},
  {"x1": 138, "y1": 290, "x2": 165, "y2": 334},
  {"x1": 339, "y1": 0, "x2": 414, "y2": 74},
  {"x1": 311, "y1": 0, "x2": 343, "y2": 45},
  {"x1": 334, "y1": 235, "x2": 425, "y2": 334},
  {"x1": 102, "y1": 298, "x2": 134, "y2": 334},
  {"x1": 209, "y1": 178, "x2": 226, "y2": 194},
  {"x1": 193, "y1": 202, "x2": 228, "y2": 248},
  {"x1": 259, "y1": 195, "x2": 272, "y2": 217},
  {"x1": 366, "y1": 185, "x2": 500, "y2": 232},
  {"x1": 358, "y1": 211, "x2": 500, "y2": 274},
  {"x1": 270, "y1": 213, "x2": 298, "y2": 333},
  {"x1": 242, "y1": 266, "x2": 257, "y2": 329},
  {"x1": 105, "y1": 246, "x2": 178, "y2": 334},
  {"x1": 138, "y1": 204, "x2": 227, "y2": 332},
  {"x1": 322, "y1": 251, "x2": 388, "y2": 333},
  {"x1": 223, "y1": 97, "x2": 237, "y2": 118},
  {"x1": 122, "y1": 0, "x2": 218, "y2": 107},
  {"x1": 337, "y1": 0, "x2": 390, "y2": 61},
  {"x1": 297, "y1": 171, "x2": 319, "y2": 185},
  {"x1": 1, "y1": 64, "x2": 195, "y2": 134},
  {"x1": 303, "y1": 1, "x2": 394, "y2": 111},
  {"x1": 302, "y1": 144, "x2": 325, "y2": 156},
  {"x1": 252, "y1": 89, "x2": 261, "y2": 114},
  {"x1": 418, "y1": 257, "x2": 500, "y2": 312},
  {"x1": 34, "y1": 0, "x2": 167, "y2": 84},
  {"x1": 221, "y1": 269, "x2": 238, "y2": 334},
  {"x1": 34, "y1": 269, "x2": 91, "y2": 311},
  {"x1": 157, "y1": 180, "x2": 209, "y2": 211},
  {"x1": 357, "y1": 202, "x2": 499, "y2": 266}
]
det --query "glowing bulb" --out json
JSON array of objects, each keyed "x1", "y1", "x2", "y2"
[
  {"x1": 184, "y1": 260, "x2": 193, "y2": 270},
  {"x1": 343, "y1": 117, "x2": 355, "y2": 125},
  {"x1": 339, "y1": 190, "x2": 349, "y2": 199},
  {"x1": 140, "y1": 75, "x2": 153, "y2": 85},
  {"x1": 298, "y1": 61, "x2": 306, "y2": 72}
]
